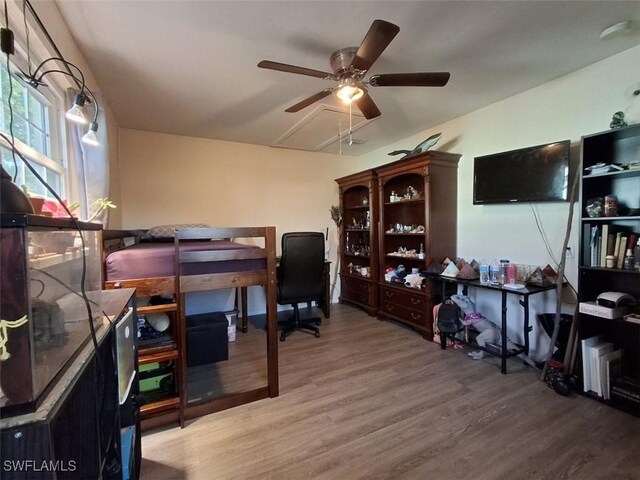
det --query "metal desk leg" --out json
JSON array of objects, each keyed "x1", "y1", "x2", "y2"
[
  {"x1": 501, "y1": 291, "x2": 508, "y2": 374},
  {"x1": 521, "y1": 295, "x2": 530, "y2": 357}
]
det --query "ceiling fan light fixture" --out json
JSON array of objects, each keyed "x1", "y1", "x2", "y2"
[{"x1": 337, "y1": 84, "x2": 365, "y2": 104}]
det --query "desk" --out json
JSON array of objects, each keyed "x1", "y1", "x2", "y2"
[
  {"x1": 432, "y1": 276, "x2": 555, "y2": 374},
  {"x1": 238, "y1": 260, "x2": 331, "y2": 332}
]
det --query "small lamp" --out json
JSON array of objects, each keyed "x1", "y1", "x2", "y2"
[
  {"x1": 82, "y1": 121, "x2": 99, "y2": 146},
  {"x1": 65, "y1": 93, "x2": 87, "y2": 124}
]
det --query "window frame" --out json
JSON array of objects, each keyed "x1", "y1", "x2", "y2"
[{"x1": 0, "y1": 41, "x2": 68, "y2": 200}]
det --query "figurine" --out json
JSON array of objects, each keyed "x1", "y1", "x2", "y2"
[
  {"x1": 387, "y1": 132, "x2": 442, "y2": 158},
  {"x1": 610, "y1": 111, "x2": 628, "y2": 129}
]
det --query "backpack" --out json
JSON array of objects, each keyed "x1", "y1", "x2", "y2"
[{"x1": 437, "y1": 296, "x2": 463, "y2": 334}]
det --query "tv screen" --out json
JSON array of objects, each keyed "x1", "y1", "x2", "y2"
[{"x1": 473, "y1": 140, "x2": 570, "y2": 204}]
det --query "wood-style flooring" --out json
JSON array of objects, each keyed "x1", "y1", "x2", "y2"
[{"x1": 141, "y1": 304, "x2": 640, "y2": 480}]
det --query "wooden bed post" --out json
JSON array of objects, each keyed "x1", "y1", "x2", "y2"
[
  {"x1": 175, "y1": 232, "x2": 187, "y2": 428},
  {"x1": 265, "y1": 226, "x2": 279, "y2": 397}
]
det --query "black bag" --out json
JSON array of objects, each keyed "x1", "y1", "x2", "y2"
[{"x1": 437, "y1": 297, "x2": 463, "y2": 334}]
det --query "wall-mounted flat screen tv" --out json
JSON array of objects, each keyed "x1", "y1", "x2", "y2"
[{"x1": 473, "y1": 140, "x2": 570, "y2": 204}]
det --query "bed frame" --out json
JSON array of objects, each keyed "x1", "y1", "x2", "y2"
[{"x1": 103, "y1": 227, "x2": 278, "y2": 429}]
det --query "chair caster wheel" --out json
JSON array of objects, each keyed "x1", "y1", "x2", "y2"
[
  {"x1": 314, "y1": 331, "x2": 321, "y2": 338},
  {"x1": 280, "y1": 333, "x2": 286, "y2": 342}
]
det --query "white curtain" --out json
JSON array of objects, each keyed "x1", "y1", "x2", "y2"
[{"x1": 66, "y1": 88, "x2": 110, "y2": 224}]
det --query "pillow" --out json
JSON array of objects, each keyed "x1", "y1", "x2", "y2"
[{"x1": 141, "y1": 223, "x2": 210, "y2": 242}]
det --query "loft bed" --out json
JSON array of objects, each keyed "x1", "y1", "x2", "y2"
[
  {"x1": 102, "y1": 226, "x2": 278, "y2": 429},
  {"x1": 103, "y1": 230, "x2": 251, "y2": 332}
]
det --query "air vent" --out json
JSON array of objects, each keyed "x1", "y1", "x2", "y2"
[{"x1": 272, "y1": 104, "x2": 375, "y2": 152}]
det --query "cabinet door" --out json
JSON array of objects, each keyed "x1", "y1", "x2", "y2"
[
  {"x1": 336, "y1": 172, "x2": 379, "y2": 315},
  {"x1": 341, "y1": 184, "x2": 374, "y2": 280},
  {"x1": 379, "y1": 171, "x2": 427, "y2": 281}
]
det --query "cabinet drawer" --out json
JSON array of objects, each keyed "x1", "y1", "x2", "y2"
[
  {"x1": 380, "y1": 300, "x2": 426, "y2": 326},
  {"x1": 342, "y1": 275, "x2": 371, "y2": 293},
  {"x1": 341, "y1": 276, "x2": 374, "y2": 305},
  {"x1": 342, "y1": 290, "x2": 370, "y2": 305},
  {"x1": 380, "y1": 285, "x2": 426, "y2": 309}
]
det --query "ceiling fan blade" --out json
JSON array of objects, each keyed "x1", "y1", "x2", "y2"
[
  {"x1": 369, "y1": 72, "x2": 451, "y2": 87},
  {"x1": 354, "y1": 93, "x2": 381, "y2": 120},
  {"x1": 285, "y1": 89, "x2": 334, "y2": 113},
  {"x1": 351, "y1": 20, "x2": 400, "y2": 72},
  {"x1": 258, "y1": 60, "x2": 333, "y2": 79}
]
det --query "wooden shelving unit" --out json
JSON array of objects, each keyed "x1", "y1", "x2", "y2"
[
  {"x1": 336, "y1": 151, "x2": 460, "y2": 338},
  {"x1": 577, "y1": 123, "x2": 640, "y2": 417},
  {"x1": 376, "y1": 151, "x2": 460, "y2": 339},
  {"x1": 335, "y1": 170, "x2": 379, "y2": 316}
]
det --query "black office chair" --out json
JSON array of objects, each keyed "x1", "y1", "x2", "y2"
[{"x1": 277, "y1": 232, "x2": 325, "y2": 341}]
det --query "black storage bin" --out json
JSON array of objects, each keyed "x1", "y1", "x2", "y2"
[{"x1": 186, "y1": 312, "x2": 229, "y2": 367}]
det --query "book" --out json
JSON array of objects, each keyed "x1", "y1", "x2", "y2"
[
  {"x1": 581, "y1": 335, "x2": 602, "y2": 393},
  {"x1": 624, "y1": 313, "x2": 640, "y2": 325},
  {"x1": 616, "y1": 236, "x2": 628, "y2": 268},
  {"x1": 613, "y1": 232, "x2": 622, "y2": 260},
  {"x1": 590, "y1": 342, "x2": 614, "y2": 397},
  {"x1": 606, "y1": 233, "x2": 615, "y2": 256},
  {"x1": 600, "y1": 224, "x2": 609, "y2": 267},
  {"x1": 600, "y1": 350, "x2": 621, "y2": 400},
  {"x1": 610, "y1": 377, "x2": 640, "y2": 406},
  {"x1": 582, "y1": 223, "x2": 592, "y2": 267},
  {"x1": 590, "y1": 226, "x2": 599, "y2": 267}
]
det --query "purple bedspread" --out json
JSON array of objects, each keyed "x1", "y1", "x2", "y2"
[{"x1": 104, "y1": 241, "x2": 264, "y2": 280}]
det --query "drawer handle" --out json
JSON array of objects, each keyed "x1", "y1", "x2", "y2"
[
  {"x1": 410, "y1": 312, "x2": 421, "y2": 320},
  {"x1": 386, "y1": 304, "x2": 394, "y2": 311},
  {"x1": 360, "y1": 284, "x2": 367, "y2": 290},
  {"x1": 410, "y1": 298, "x2": 421, "y2": 305},
  {"x1": 385, "y1": 291, "x2": 394, "y2": 298}
]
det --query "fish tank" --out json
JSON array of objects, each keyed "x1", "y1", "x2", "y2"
[{"x1": 0, "y1": 214, "x2": 103, "y2": 414}]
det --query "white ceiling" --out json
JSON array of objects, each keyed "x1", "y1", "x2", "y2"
[{"x1": 52, "y1": 1, "x2": 640, "y2": 156}]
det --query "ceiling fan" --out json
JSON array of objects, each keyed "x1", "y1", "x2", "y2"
[{"x1": 258, "y1": 19, "x2": 450, "y2": 120}]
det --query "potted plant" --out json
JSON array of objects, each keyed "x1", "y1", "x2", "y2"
[{"x1": 86, "y1": 197, "x2": 116, "y2": 223}]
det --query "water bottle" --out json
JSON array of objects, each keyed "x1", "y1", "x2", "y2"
[
  {"x1": 479, "y1": 263, "x2": 490, "y2": 285},
  {"x1": 499, "y1": 259, "x2": 510, "y2": 284},
  {"x1": 489, "y1": 260, "x2": 500, "y2": 285}
]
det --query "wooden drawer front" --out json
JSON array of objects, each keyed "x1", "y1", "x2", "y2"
[
  {"x1": 380, "y1": 286, "x2": 425, "y2": 310},
  {"x1": 341, "y1": 276, "x2": 373, "y2": 304},
  {"x1": 380, "y1": 300, "x2": 426, "y2": 326}
]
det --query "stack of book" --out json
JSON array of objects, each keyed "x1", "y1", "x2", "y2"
[
  {"x1": 581, "y1": 336, "x2": 621, "y2": 400},
  {"x1": 582, "y1": 226, "x2": 638, "y2": 268}
]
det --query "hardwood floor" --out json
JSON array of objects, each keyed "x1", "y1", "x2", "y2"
[{"x1": 141, "y1": 304, "x2": 640, "y2": 479}]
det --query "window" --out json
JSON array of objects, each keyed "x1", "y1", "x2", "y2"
[{"x1": 0, "y1": 61, "x2": 65, "y2": 199}]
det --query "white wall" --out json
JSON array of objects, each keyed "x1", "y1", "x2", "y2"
[
  {"x1": 352, "y1": 45, "x2": 640, "y2": 359},
  {"x1": 118, "y1": 129, "x2": 354, "y2": 313}
]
